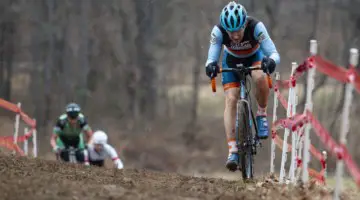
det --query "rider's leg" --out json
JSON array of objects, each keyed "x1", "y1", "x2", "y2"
[
  {"x1": 56, "y1": 137, "x2": 69, "y2": 161},
  {"x1": 224, "y1": 88, "x2": 240, "y2": 170},
  {"x1": 250, "y1": 51, "x2": 270, "y2": 139},
  {"x1": 60, "y1": 150, "x2": 70, "y2": 162},
  {"x1": 75, "y1": 150, "x2": 85, "y2": 163},
  {"x1": 251, "y1": 69, "x2": 269, "y2": 110},
  {"x1": 222, "y1": 51, "x2": 241, "y2": 171},
  {"x1": 224, "y1": 88, "x2": 240, "y2": 148}
]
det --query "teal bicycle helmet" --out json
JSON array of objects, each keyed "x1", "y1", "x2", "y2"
[{"x1": 220, "y1": 1, "x2": 247, "y2": 32}]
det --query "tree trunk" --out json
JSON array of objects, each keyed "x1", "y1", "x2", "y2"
[
  {"x1": 299, "y1": 0, "x2": 321, "y2": 111},
  {"x1": 43, "y1": 0, "x2": 55, "y2": 127},
  {"x1": 264, "y1": 0, "x2": 280, "y2": 37},
  {"x1": 188, "y1": 33, "x2": 201, "y2": 132},
  {"x1": 61, "y1": 6, "x2": 72, "y2": 104},
  {"x1": 78, "y1": 0, "x2": 90, "y2": 108},
  {"x1": 0, "y1": 19, "x2": 14, "y2": 101},
  {"x1": 134, "y1": 0, "x2": 156, "y2": 121}
]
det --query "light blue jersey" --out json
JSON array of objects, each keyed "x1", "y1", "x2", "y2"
[{"x1": 205, "y1": 17, "x2": 280, "y2": 67}]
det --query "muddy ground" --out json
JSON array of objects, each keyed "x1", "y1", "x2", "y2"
[{"x1": 0, "y1": 155, "x2": 359, "y2": 200}]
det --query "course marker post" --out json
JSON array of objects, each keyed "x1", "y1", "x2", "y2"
[
  {"x1": 270, "y1": 72, "x2": 280, "y2": 174},
  {"x1": 23, "y1": 127, "x2": 28, "y2": 156},
  {"x1": 13, "y1": 102, "x2": 21, "y2": 154},
  {"x1": 289, "y1": 62, "x2": 298, "y2": 183},
  {"x1": 334, "y1": 48, "x2": 358, "y2": 200},
  {"x1": 302, "y1": 40, "x2": 317, "y2": 183},
  {"x1": 279, "y1": 63, "x2": 296, "y2": 183}
]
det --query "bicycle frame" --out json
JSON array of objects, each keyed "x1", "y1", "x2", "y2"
[
  {"x1": 210, "y1": 64, "x2": 272, "y2": 179},
  {"x1": 223, "y1": 64, "x2": 260, "y2": 144},
  {"x1": 235, "y1": 65, "x2": 260, "y2": 155},
  {"x1": 219, "y1": 64, "x2": 270, "y2": 177},
  {"x1": 58, "y1": 147, "x2": 84, "y2": 164}
]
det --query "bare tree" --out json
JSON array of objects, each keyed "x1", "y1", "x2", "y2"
[
  {"x1": 264, "y1": 0, "x2": 281, "y2": 37},
  {"x1": 133, "y1": 0, "x2": 157, "y2": 122},
  {"x1": 78, "y1": 0, "x2": 90, "y2": 107},
  {"x1": 0, "y1": 1, "x2": 15, "y2": 101},
  {"x1": 43, "y1": 0, "x2": 55, "y2": 127},
  {"x1": 298, "y1": 0, "x2": 321, "y2": 111}
]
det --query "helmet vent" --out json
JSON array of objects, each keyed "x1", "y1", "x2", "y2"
[
  {"x1": 236, "y1": 16, "x2": 241, "y2": 27},
  {"x1": 230, "y1": 16, "x2": 234, "y2": 27},
  {"x1": 224, "y1": 18, "x2": 230, "y2": 28}
]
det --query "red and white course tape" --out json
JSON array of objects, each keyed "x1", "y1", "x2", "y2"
[{"x1": 270, "y1": 40, "x2": 360, "y2": 200}]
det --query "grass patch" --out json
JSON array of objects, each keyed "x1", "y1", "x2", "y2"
[
  {"x1": 168, "y1": 83, "x2": 225, "y2": 118},
  {"x1": 326, "y1": 176, "x2": 359, "y2": 191}
]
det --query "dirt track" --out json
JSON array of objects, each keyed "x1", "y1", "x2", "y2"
[{"x1": 0, "y1": 155, "x2": 358, "y2": 200}]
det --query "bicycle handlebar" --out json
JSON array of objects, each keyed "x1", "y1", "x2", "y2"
[
  {"x1": 211, "y1": 66, "x2": 273, "y2": 92},
  {"x1": 58, "y1": 147, "x2": 83, "y2": 152},
  {"x1": 220, "y1": 66, "x2": 262, "y2": 73}
]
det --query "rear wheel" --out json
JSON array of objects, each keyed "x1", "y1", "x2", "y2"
[{"x1": 237, "y1": 100, "x2": 254, "y2": 180}]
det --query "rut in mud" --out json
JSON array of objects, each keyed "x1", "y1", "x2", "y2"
[{"x1": 0, "y1": 155, "x2": 357, "y2": 200}]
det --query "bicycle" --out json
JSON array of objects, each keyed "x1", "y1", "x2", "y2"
[
  {"x1": 211, "y1": 64, "x2": 273, "y2": 180},
  {"x1": 56, "y1": 146, "x2": 88, "y2": 164}
]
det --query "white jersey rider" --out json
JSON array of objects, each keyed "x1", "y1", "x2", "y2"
[{"x1": 87, "y1": 130, "x2": 124, "y2": 169}]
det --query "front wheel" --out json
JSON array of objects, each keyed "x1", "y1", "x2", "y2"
[
  {"x1": 237, "y1": 100, "x2": 254, "y2": 180},
  {"x1": 69, "y1": 148, "x2": 77, "y2": 164}
]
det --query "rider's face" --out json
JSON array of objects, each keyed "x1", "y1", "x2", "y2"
[
  {"x1": 227, "y1": 21, "x2": 247, "y2": 42},
  {"x1": 68, "y1": 117, "x2": 77, "y2": 125},
  {"x1": 94, "y1": 144, "x2": 103, "y2": 152},
  {"x1": 228, "y1": 28, "x2": 245, "y2": 42}
]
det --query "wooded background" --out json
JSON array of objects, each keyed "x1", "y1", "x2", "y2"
[{"x1": 0, "y1": 0, "x2": 359, "y2": 175}]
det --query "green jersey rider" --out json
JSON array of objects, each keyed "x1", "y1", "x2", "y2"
[{"x1": 50, "y1": 103, "x2": 93, "y2": 164}]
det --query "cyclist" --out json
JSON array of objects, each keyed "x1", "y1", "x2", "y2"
[
  {"x1": 50, "y1": 103, "x2": 93, "y2": 165},
  {"x1": 205, "y1": 1, "x2": 280, "y2": 171},
  {"x1": 87, "y1": 130, "x2": 124, "y2": 169}
]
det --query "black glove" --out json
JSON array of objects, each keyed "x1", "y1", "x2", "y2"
[
  {"x1": 205, "y1": 61, "x2": 220, "y2": 78},
  {"x1": 261, "y1": 57, "x2": 276, "y2": 74}
]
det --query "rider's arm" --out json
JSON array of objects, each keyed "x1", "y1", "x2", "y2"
[
  {"x1": 104, "y1": 144, "x2": 124, "y2": 169},
  {"x1": 50, "y1": 133, "x2": 57, "y2": 149},
  {"x1": 84, "y1": 129, "x2": 93, "y2": 144},
  {"x1": 51, "y1": 120, "x2": 63, "y2": 149},
  {"x1": 78, "y1": 116, "x2": 92, "y2": 165},
  {"x1": 78, "y1": 115, "x2": 93, "y2": 143},
  {"x1": 205, "y1": 26, "x2": 223, "y2": 66},
  {"x1": 254, "y1": 22, "x2": 280, "y2": 65}
]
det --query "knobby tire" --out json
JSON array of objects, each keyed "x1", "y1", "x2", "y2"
[{"x1": 237, "y1": 101, "x2": 254, "y2": 180}]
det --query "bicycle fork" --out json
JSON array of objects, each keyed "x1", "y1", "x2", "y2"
[
  {"x1": 237, "y1": 99, "x2": 256, "y2": 151},
  {"x1": 69, "y1": 147, "x2": 77, "y2": 163}
]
